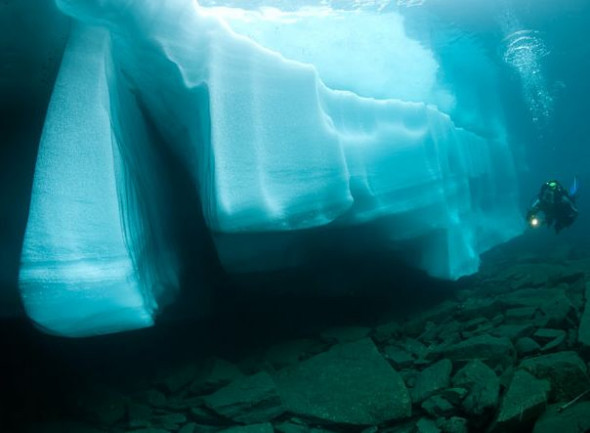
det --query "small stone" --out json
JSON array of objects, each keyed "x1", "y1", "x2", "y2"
[
  {"x1": 416, "y1": 417, "x2": 441, "y2": 433},
  {"x1": 498, "y1": 288, "x2": 559, "y2": 309},
  {"x1": 505, "y1": 307, "x2": 537, "y2": 323},
  {"x1": 204, "y1": 371, "x2": 284, "y2": 424},
  {"x1": 439, "y1": 388, "x2": 468, "y2": 406},
  {"x1": 436, "y1": 416, "x2": 468, "y2": 433},
  {"x1": 452, "y1": 360, "x2": 499, "y2": 417},
  {"x1": 418, "y1": 321, "x2": 441, "y2": 343},
  {"x1": 402, "y1": 338, "x2": 428, "y2": 359},
  {"x1": 188, "y1": 405, "x2": 222, "y2": 424},
  {"x1": 412, "y1": 359, "x2": 452, "y2": 403},
  {"x1": 421, "y1": 395, "x2": 455, "y2": 417},
  {"x1": 538, "y1": 291, "x2": 577, "y2": 328},
  {"x1": 494, "y1": 369, "x2": 550, "y2": 431},
  {"x1": 373, "y1": 321, "x2": 402, "y2": 343},
  {"x1": 383, "y1": 345, "x2": 414, "y2": 368},
  {"x1": 218, "y1": 423, "x2": 274, "y2": 433},
  {"x1": 428, "y1": 335, "x2": 515, "y2": 369},
  {"x1": 533, "y1": 328, "x2": 567, "y2": 352},
  {"x1": 456, "y1": 298, "x2": 499, "y2": 319},
  {"x1": 515, "y1": 337, "x2": 541, "y2": 357},
  {"x1": 404, "y1": 301, "x2": 458, "y2": 336},
  {"x1": 490, "y1": 324, "x2": 535, "y2": 340},
  {"x1": 520, "y1": 351, "x2": 590, "y2": 401}
]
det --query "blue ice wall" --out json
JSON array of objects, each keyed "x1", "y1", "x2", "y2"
[{"x1": 18, "y1": 0, "x2": 524, "y2": 336}]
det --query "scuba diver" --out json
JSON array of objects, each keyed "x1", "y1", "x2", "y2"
[{"x1": 526, "y1": 178, "x2": 579, "y2": 233}]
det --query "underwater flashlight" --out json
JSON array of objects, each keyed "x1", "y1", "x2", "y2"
[{"x1": 529, "y1": 215, "x2": 540, "y2": 228}]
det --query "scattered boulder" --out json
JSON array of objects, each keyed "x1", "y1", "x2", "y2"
[
  {"x1": 456, "y1": 298, "x2": 499, "y2": 320},
  {"x1": 383, "y1": 345, "x2": 414, "y2": 369},
  {"x1": 493, "y1": 369, "x2": 550, "y2": 431},
  {"x1": 490, "y1": 324, "x2": 534, "y2": 340},
  {"x1": 373, "y1": 320, "x2": 402, "y2": 343},
  {"x1": 428, "y1": 335, "x2": 515, "y2": 368},
  {"x1": 189, "y1": 404, "x2": 224, "y2": 425},
  {"x1": 519, "y1": 351, "x2": 590, "y2": 401},
  {"x1": 498, "y1": 288, "x2": 560, "y2": 309},
  {"x1": 412, "y1": 359, "x2": 452, "y2": 403},
  {"x1": 504, "y1": 307, "x2": 537, "y2": 324},
  {"x1": 533, "y1": 402, "x2": 590, "y2": 433},
  {"x1": 203, "y1": 371, "x2": 284, "y2": 424},
  {"x1": 274, "y1": 338, "x2": 411, "y2": 425},
  {"x1": 515, "y1": 337, "x2": 541, "y2": 357},
  {"x1": 537, "y1": 291, "x2": 577, "y2": 328},
  {"x1": 452, "y1": 360, "x2": 499, "y2": 417},
  {"x1": 275, "y1": 419, "x2": 338, "y2": 433},
  {"x1": 532, "y1": 328, "x2": 567, "y2": 352},
  {"x1": 404, "y1": 301, "x2": 458, "y2": 335},
  {"x1": 436, "y1": 417, "x2": 468, "y2": 433}
]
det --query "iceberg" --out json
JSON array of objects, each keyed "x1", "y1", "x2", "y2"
[{"x1": 18, "y1": 0, "x2": 524, "y2": 337}]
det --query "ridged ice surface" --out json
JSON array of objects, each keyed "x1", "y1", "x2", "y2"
[{"x1": 18, "y1": 0, "x2": 524, "y2": 336}]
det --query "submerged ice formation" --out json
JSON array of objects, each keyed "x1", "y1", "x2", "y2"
[{"x1": 19, "y1": 0, "x2": 524, "y2": 337}]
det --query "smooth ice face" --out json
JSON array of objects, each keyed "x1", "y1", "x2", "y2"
[
  {"x1": 19, "y1": 26, "x2": 156, "y2": 336},
  {"x1": 18, "y1": 0, "x2": 524, "y2": 336},
  {"x1": 203, "y1": 7, "x2": 439, "y2": 102}
]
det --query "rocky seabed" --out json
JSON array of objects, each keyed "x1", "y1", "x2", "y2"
[{"x1": 23, "y1": 256, "x2": 590, "y2": 433}]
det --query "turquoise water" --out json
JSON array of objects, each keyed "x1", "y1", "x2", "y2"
[{"x1": 2, "y1": 1, "x2": 590, "y2": 431}]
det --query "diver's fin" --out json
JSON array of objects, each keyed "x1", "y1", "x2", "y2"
[{"x1": 569, "y1": 175, "x2": 579, "y2": 198}]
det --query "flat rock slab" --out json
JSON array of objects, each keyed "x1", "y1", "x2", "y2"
[
  {"x1": 533, "y1": 402, "x2": 590, "y2": 433},
  {"x1": 411, "y1": 359, "x2": 452, "y2": 403},
  {"x1": 494, "y1": 369, "x2": 550, "y2": 431},
  {"x1": 203, "y1": 371, "x2": 284, "y2": 424},
  {"x1": 274, "y1": 338, "x2": 411, "y2": 425},
  {"x1": 428, "y1": 335, "x2": 515, "y2": 368},
  {"x1": 519, "y1": 351, "x2": 590, "y2": 401}
]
